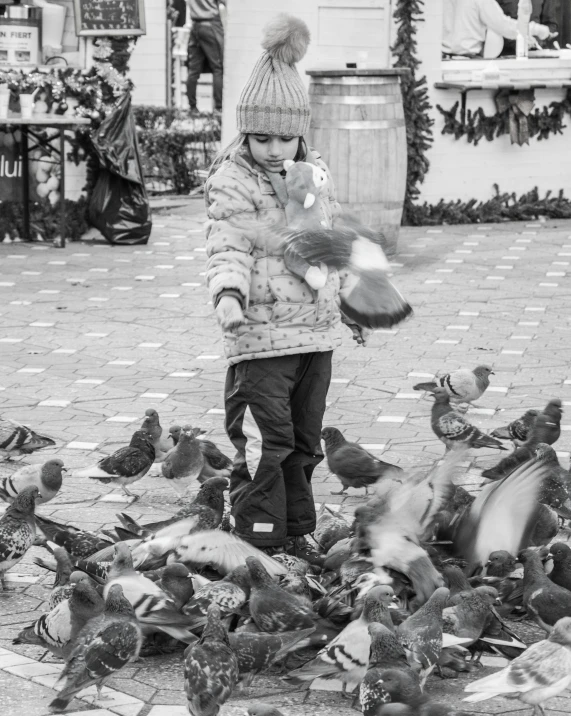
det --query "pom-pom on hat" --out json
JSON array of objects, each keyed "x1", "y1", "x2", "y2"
[{"x1": 237, "y1": 14, "x2": 311, "y2": 137}]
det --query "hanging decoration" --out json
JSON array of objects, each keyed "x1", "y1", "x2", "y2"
[{"x1": 391, "y1": 0, "x2": 434, "y2": 224}]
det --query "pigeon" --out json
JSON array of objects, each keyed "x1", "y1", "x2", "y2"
[
  {"x1": 285, "y1": 585, "x2": 396, "y2": 693},
  {"x1": 430, "y1": 388, "x2": 506, "y2": 451},
  {"x1": 491, "y1": 409, "x2": 539, "y2": 445},
  {"x1": 464, "y1": 616, "x2": 571, "y2": 713},
  {"x1": 529, "y1": 503, "x2": 558, "y2": 547},
  {"x1": 453, "y1": 457, "x2": 550, "y2": 571},
  {"x1": 14, "y1": 579, "x2": 105, "y2": 659},
  {"x1": 48, "y1": 547, "x2": 78, "y2": 609},
  {"x1": 519, "y1": 547, "x2": 571, "y2": 632},
  {"x1": 141, "y1": 408, "x2": 173, "y2": 461},
  {"x1": 229, "y1": 628, "x2": 316, "y2": 686},
  {"x1": 184, "y1": 603, "x2": 239, "y2": 716},
  {"x1": 0, "y1": 485, "x2": 38, "y2": 590},
  {"x1": 159, "y1": 563, "x2": 196, "y2": 610},
  {"x1": 161, "y1": 427, "x2": 205, "y2": 498},
  {"x1": 485, "y1": 550, "x2": 518, "y2": 578},
  {"x1": 314, "y1": 504, "x2": 352, "y2": 552},
  {"x1": 247, "y1": 706, "x2": 284, "y2": 716},
  {"x1": 169, "y1": 425, "x2": 183, "y2": 446},
  {"x1": 246, "y1": 556, "x2": 314, "y2": 633},
  {"x1": 360, "y1": 623, "x2": 422, "y2": 715},
  {"x1": 321, "y1": 427, "x2": 402, "y2": 495},
  {"x1": 182, "y1": 565, "x2": 251, "y2": 629},
  {"x1": 75, "y1": 429, "x2": 155, "y2": 501},
  {"x1": 198, "y1": 438, "x2": 232, "y2": 480},
  {"x1": 172, "y1": 531, "x2": 288, "y2": 578},
  {"x1": 442, "y1": 586, "x2": 499, "y2": 646},
  {"x1": 0, "y1": 416, "x2": 55, "y2": 459},
  {"x1": 104, "y1": 542, "x2": 199, "y2": 644},
  {"x1": 533, "y1": 444, "x2": 571, "y2": 518},
  {"x1": 548, "y1": 542, "x2": 571, "y2": 592},
  {"x1": 49, "y1": 584, "x2": 143, "y2": 713},
  {"x1": 35, "y1": 515, "x2": 113, "y2": 560},
  {"x1": 0, "y1": 459, "x2": 66, "y2": 505},
  {"x1": 280, "y1": 211, "x2": 413, "y2": 329},
  {"x1": 413, "y1": 365, "x2": 493, "y2": 404}
]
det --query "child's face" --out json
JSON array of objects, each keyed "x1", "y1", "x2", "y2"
[{"x1": 248, "y1": 134, "x2": 300, "y2": 173}]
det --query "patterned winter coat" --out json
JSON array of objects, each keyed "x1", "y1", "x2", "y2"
[{"x1": 205, "y1": 146, "x2": 345, "y2": 365}]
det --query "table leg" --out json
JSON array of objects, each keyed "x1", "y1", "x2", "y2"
[
  {"x1": 21, "y1": 126, "x2": 30, "y2": 241},
  {"x1": 55, "y1": 128, "x2": 66, "y2": 248}
]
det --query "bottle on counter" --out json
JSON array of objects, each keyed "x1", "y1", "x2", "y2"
[{"x1": 516, "y1": 0, "x2": 532, "y2": 59}]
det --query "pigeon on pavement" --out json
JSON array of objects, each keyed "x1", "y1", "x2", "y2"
[
  {"x1": 247, "y1": 706, "x2": 284, "y2": 716},
  {"x1": 321, "y1": 427, "x2": 402, "y2": 495},
  {"x1": 159, "y1": 563, "x2": 196, "y2": 610},
  {"x1": 14, "y1": 578, "x2": 105, "y2": 659},
  {"x1": 520, "y1": 548, "x2": 571, "y2": 632},
  {"x1": 161, "y1": 427, "x2": 205, "y2": 498},
  {"x1": 182, "y1": 565, "x2": 251, "y2": 629},
  {"x1": 247, "y1": 556, "x2": 314, "y2": 633},
  {"x1": 314, "y1": 504, "x2": 352, "y2": 552},
  {"x1": 485, "y1": 551, "x2": 518, "y2": 578},
  {"x1": 548, "y1": 542, "x2": 571, "y2": 592},
  {"x1": 35, "y1": 515, "x2": 113, "y2": 560},
  {"x1": 49, "y1": 584, "x2": 142, "y2": 713},
  {"x1": 75, "y1": 429, "x2": 155, "y2": 501},
  {"x1": 285, "y1": 585, "x2": 396, "y2": 693},
  {"x1": 0, "y1": 416, "x2": 55, "y2": 459},
  {"x1": 464, "y1": 616, "x2": 571, "y2": 713},
  {"x1": 528, "y1": 398, "x2": 563, "y2": 446},
  {"x1": 413, "y1": 365, "x2": 494, "y2": 404},
  {"x1": 491, "y1": 409, "x2": 539, "y2": 446},
  {"x1": 442, "y1": 586, "x2": 499, "y2": 646},
  {"x1": 0, "y1": 485, "x2": 39, "y2": 590},
  {"x1": 430, "y1": 389, "x2": 506, "y2": 451},
  {"x1": 184, "y1": 603, "x2": 239, "y2": 716},
  {"x1": 198, "y1": 437, "x2": 232, "y2": 481},
  {"x1": 48, "y1": 547, "x2": 77, "y2": 609},
  {"x1": 141, "y1": 408, "x2": 173, "y2": 462},
  {"x1": 230, "y1": 628, "x2": 316, "y2": 686},
  {"x1": 0, "y1": 459, "x2": 66, "y2": 505}
]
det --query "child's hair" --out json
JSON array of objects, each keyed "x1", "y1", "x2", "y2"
[{"x1": 208, "y1": 133, "x2": 307, "y2": 178}]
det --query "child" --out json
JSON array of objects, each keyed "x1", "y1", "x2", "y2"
[{"x1": 205, "y1": 14, "x2": 369, "y2": 555}]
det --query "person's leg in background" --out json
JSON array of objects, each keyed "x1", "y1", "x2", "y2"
[
  {"x1": 285, "y1": 351, "x2": 333, "y2": 542},
  {"x1": 186, "y1": 23, "x2": 205, "y2": 112},
  {"x1": 195, "y1": 19, "x2": 225, "y2": 111},
  {"x1": 225, "y1": 356, "x2": 302, "y2": 549}
]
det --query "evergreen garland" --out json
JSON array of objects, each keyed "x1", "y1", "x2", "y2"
[
  {"x1": 391, "y1": 0, "x2": 434, "y2": 224},
  {"x1": 436, "y1": 89, "x2": 571, "y2": 145}
]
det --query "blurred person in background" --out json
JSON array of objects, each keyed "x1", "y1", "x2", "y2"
[
  {"x1": 497, "y1": 0, "x2": 560, "y2": 52},
  {"x1": 186, "y1": 0, "x2": 226, "y2": 114}
]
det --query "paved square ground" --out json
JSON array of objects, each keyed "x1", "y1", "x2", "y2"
[{"x1": 0, "y1": 205, "x2": 570, "y2": 716}]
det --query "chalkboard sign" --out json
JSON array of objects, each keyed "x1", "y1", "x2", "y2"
[{"x1": 73, "y1": 0, "x2": 146, "y2": 37}]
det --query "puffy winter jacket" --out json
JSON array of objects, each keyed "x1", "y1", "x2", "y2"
[{"x1": 205, "y1": 146, "x2": 345, "y2": 365}]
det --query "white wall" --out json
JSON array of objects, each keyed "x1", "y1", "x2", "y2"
[
  {"x1": 222, "y1": 0, "x2": 393, "y2": 146},
  {"x1": 129, "y1": 0, "x2": 168, "y2": 105},
  {"x1": 415, "y1": 2, "x2": 571, "y2": 203}
]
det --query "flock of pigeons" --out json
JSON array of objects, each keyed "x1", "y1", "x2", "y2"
[{"x1": 0, "y1": 366, "x2": 570, "y2": 715}]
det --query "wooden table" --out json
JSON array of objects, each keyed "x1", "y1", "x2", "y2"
[{"x1": 0, "y1": 114, "x2": 92, "y2": 248}]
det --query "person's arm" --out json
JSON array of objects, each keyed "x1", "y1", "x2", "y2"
[
  {"x1": 540, "y1": 0, "x2": 561, "y2": 34},
  {"x1": 205, "y1": 172, "x2": 256, "y2": 327},
  {"x1": 479, "y1": 0, "x2": 551, "y2": 40}
]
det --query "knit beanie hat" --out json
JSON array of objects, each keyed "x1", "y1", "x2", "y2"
[{"x1": 237, "y1": 14, "x2": 311, "y2": 137}]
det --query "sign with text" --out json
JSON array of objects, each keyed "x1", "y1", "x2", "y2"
[
  {"x1": 0, "y1": 17, "x2": 41, "y2": 67},
  {"x1": 73, "y1": 0, "x2": 146, "y2": 37}
]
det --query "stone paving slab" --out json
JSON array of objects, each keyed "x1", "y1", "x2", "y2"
[{"x1": 1, "y1": 205, "x2": 571, "y2": 714}]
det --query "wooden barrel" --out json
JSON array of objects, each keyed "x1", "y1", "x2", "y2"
[{"x1": 306, "y1": 69, "x2": 408, "y2": 255}]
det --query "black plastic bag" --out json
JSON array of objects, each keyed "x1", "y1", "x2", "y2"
[{"x1": 88, "y1": 92, "x2": 152, "y2": 245}]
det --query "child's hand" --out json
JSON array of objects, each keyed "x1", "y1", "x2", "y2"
[
  {"x1": 216, "y1": 296, "x2": 245, "y2": 330},
  {"x1": 348, "y1": 324, "x2": 372, "y2": 347}
]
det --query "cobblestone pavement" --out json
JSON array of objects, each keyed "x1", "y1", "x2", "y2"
[{"x1": 1, "y1": 205, "x2": 571, "y2": 716}]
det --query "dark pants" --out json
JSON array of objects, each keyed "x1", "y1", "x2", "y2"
[
  {"x1": 187, "y1": 19, "x2": 224, "y2": 111},
  {"x1": 225, "y1": 352, "x2": 332, "y2": 547}
]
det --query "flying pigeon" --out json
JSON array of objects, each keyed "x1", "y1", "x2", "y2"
[
  {"x1": 161, "y1": 427, "x2": 205, "y2": 498},
  {"x1": 49, "y1": 584, "x2": 143, "y2": 712},
  {"x1": 246, "y1": 556, "x2": 314, "y2": 633},
  {"x1": 0, "y1": 459, "x2": 66, "y2": 505},
  {"x1": 285, "y1": 585, "x2": 396, "y2": 693},
  {"x1": 184, "y1": 603, "x2": 239, "y2": 716},
  {"x1": 321, "y1": 426, "x2": 402, "y2": 495},
  {"x1": 280, "y1": 211, "x2": 413, "y2": 329},
  {"x1": 0, "y1": 485, "x2": 39, "y2": 590},
  {"x1": 430, "y1": 388, "x2": 506, "y2": 451},
  {"x1": 548, "y1": 542, "x2": 571, "y2": 592},
  {"x1": 0, "y1": 416, "x2": 55, "y2": 459},
  {"x1": 142, "y1": 408, "x2": 175, "y2": 462},
  {"x1": 464, "y1": 616, "x2": 571, "y2": 712},
  {"x1": 519, "y1": 548, "x2": 571, "y2": 632},
  {"x1": 75, "y1": 429, "x2": 155, "y2": 501},
  {"x1": 35, "y1": 515, "x2": 114, "y2": 560},
  {"x1": 413, "y1": 365, "x2": 494, "y2": 405},
  {"x1": 491, "y1": 409, "x2": 539, "y2": 446},
  {"x1": 14, "y1": 578, "x2": 104, "y2": 659}
]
